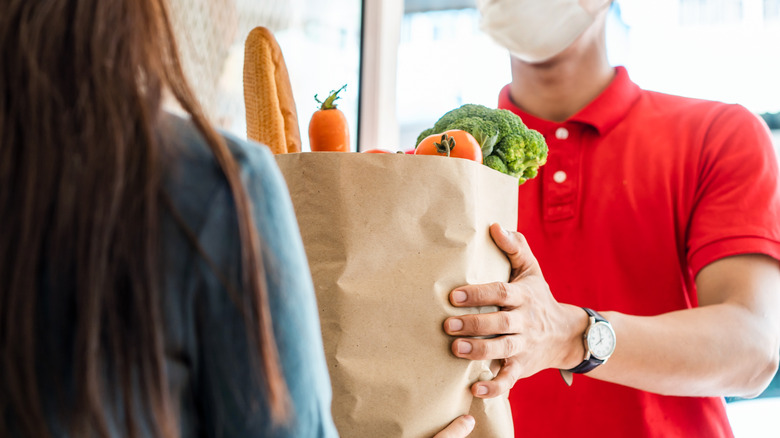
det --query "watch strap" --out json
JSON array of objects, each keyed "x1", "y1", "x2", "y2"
[
  {"x1": 565, "y1": 356, "x2": 604, "y2": 374},
  {"x1": 582, "y1": 307, "x2": 606, "y2": 323}
]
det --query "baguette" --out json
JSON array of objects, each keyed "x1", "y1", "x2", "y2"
[{"x1": 243, "y1": 26, "x2": 301, "y2": 154}]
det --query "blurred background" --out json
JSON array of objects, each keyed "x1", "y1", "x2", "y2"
[
  {"x1": 167, "y1": 0, "x2": 362, "y2": 151},
  {"x1": 168, "y1": 0, "x2": 779, "y2": 155},
  {"x1": 168, "y1": 1, "x2": 779, "y2": 434},
  {"x1": 397, "y1": 0, "x2": 780, "y2": 150}
]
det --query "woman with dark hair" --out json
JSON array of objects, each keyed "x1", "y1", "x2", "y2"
[
  {"x1": 0, "y1": 0, "x2": 481, "y2": 435},
  {"x1": 0, "y1": 0, "x2": 336, "y2": 436}
]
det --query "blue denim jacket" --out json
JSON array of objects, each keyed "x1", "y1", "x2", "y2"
[
  {"x1": 9, "y1": 114, "x2": 336, "y2": 437},
  {"x1": 156, "y1": 114, "x2": 338, "y2": 437}
]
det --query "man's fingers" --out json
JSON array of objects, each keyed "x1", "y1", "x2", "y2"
[
  {"x1": 450, "y1": 281, "x2": 527, "y2": 308},
  {"x1": 472, "y1": 360, "x2": 522, "y2": 399},
  {"x1": 449, "y1": 225, "x2": 541, "y2": 309},
  {"x1": 488, "y1": 223, "x2": 538, "y2": 276},
  {"x1": 444, "y1": 310, "x2": 520, "y2": 337},
  {"x1": 432, "y1": 415, "x2": 475, "y2": 438},
  {"x1": 451, "y1": 334, "x2": 523, "y2": 360}
]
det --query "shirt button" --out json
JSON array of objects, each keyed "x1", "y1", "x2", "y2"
[
  {"x1": 553, "y1": 170, "x2": 567, "y2": 184},
  {"x1": 555, "y1": 127, "x2": 569, "y2": 140}
]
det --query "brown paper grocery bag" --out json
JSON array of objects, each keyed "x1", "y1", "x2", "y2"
[{"x1": 275, "y1": 152, "x2": 517, "y2": 438}]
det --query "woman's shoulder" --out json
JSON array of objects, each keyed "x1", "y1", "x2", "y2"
[
  {"x1": 157, "y1": 112, "x2": 282, "y2": 229},
  {"x1": 159, "y1": 112, "x2": 276, "y2": 183}
]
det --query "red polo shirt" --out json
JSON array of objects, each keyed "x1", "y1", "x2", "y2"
[{"x1": 499, "y1": 66, "x2": 780, "y2": 437}]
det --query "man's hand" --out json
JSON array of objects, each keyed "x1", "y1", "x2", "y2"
[
  {"x1": 433, "y1": 415, "x2": 475, "y2": 438},
  {"x1": 443, "y1": 223, "x2": 587, "y2": 398},
  {"x1": 444, "y1": 227, "x2": 780, "y2": 399}
]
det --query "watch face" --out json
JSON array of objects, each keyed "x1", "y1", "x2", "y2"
[{"x1": 587, "y1": 321, "x2": 616, "y2": 360}]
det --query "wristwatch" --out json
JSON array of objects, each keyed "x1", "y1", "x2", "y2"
[{"x1": 564, "y1": 308, "x2": 616, "y2": 375}]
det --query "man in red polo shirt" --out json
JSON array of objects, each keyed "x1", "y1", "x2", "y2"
[{"x1": 443, "y1": 0, "x2": 780, "y2": 436}]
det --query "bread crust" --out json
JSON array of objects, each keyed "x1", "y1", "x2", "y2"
[{"x1": 243, "y1": 27, "x2": 301, "y2": 154}]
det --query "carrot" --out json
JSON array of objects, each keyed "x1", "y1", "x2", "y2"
[{"x1": 308, "y1": 84, "x2": 350, "y2": 152}]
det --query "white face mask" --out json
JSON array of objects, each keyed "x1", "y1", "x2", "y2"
[{"x1": 477, "y1": 0, "x2": 611, "y2": 63}]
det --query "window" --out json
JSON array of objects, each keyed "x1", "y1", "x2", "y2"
[
  {"x1": 679, "y1": 0, "x2": 744, "y2": 25},
  {"x1": 168, "y1": 0, "x2": 363, "y2": 152},
  {"x1": 766, "y1": 0, "x2": 780, "y2": 22},
  {"x1": 619, "y1": 0, "x2": 780, "y2": 115},
  {"x1": 397, "y1": 7, "x2": 511, "y2": 149}
]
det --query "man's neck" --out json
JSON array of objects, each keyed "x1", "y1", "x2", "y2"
[{"x1": 507, "y1": 41, "x2": 614, "y2": 123}]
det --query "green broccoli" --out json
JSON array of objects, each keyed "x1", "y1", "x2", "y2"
[
  {"x1": 484, "y1": 155, "x2": 508, "y2": 175},
  {"x1": 432, "y1": 104, "x2": 494, "y2": 132},
  {"x1": 415, "y1": 104, "x2": 548, "y2": 184}
]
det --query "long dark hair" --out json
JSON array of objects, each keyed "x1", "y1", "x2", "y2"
[{"x1": 0, "y1": 0, "x2": 288, "y2": 436}]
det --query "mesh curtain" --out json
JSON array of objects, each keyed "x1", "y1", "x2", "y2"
[{"x1": 166, "y1": 0, "x2": 300, "y2": 130}]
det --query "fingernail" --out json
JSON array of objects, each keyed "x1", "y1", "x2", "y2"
[
  {"x1": 448, "y1": 318, "x2": 463, "y2": 332},
  {"x1": 502, "y1": 227, "x2": 510, "y2": 236},
  {"x1": 476, "y1": 385, "x2": 489, "y2": 396},
  {"x1": 457, "y1": 341, "x2": 472, "y2": 354},
  {"x1": 452, "y1": 290, "x2": 467, "y2": 303},
  {"x1": 463, "y1": 415, "x2": 475, "y2": 426}
]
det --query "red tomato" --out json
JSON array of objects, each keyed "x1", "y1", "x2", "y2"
[
  {"x1": 362, "y1": 148, "x2": 395, "y2": 153},
  {"x1": 414, "y1": 130, "x2": 483, "y2": 164}
]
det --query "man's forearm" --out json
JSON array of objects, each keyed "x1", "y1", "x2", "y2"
[{"x1": 591, "y1": 303, "x2": 779, "y2": 398}]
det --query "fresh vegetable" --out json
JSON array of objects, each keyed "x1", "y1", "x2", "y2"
[
  {"x1": 416, "y1": 104, "x2": 548, "y2": 184},
  {"x1": 309, "y1": 84, "x2": 350, "y2": 152},
  {"x1": 414, "y1": 130, "x2": 483, "y2": 164}
]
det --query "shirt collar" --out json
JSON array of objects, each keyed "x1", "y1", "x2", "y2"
[{"x1": 497, "y1": 66, "x2": 642, "y2": 136}]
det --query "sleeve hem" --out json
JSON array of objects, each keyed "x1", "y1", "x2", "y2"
[{"x1": 689, "y1": 236, "x2": 780, "y2": 276}]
